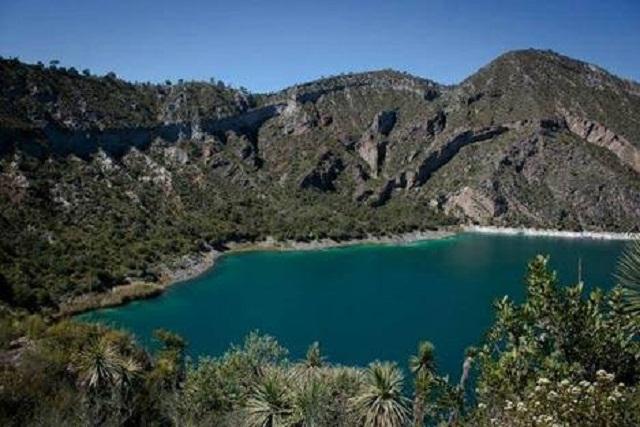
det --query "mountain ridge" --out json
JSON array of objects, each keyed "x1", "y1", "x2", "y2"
[{"x1": 1, "y1": 49, "x2": 639, "y2": 310}]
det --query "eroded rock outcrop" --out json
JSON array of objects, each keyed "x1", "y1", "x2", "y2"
[
  {"x1": 122, "y1": 148, "x2": 175, "y2": 194},
  {"x1": 280, "y1": 98, "x2": 318, "y2": 135},
  {"x1": 299, "y1": 151, "x2": 345, "y2": 191},
  {"x1": 371, "y1": 173, "x2": 408, "y2": 207},
  {"x1": 563, "y1": 113, "x2": 640, "y2": 174},
  {"x1": 411, "y1": 126, "x2": 509, "y2": 187},
  {"x1": 425, "y1": 111, "x2": 447, "y2": 136},
  {"x1": 357, "y1": 111, "x2": 396, "y2": 177},
  {"x1": 444, "y1": 187, "x2": 500, "y2": 222}
]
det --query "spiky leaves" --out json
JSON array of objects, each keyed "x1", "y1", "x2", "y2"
[
  {"x1": 616, "y1": 239, "x2": 640, "y2": 315},
  {"x1": 409, "y1": 341, "x2": 435, "y2": 377},
  {"x1": 350, "y1": 361, "x2": 411, "y2": 427},
  {"x1": 245, "y1": 367, "x2": 296, "y2": 427},
  {"x1": 409, "y1": 341, "x2": 436, "y2": 427},
  {"x1": 75, "y1": 337, "x2": 140, "y2": 392},
  {"x1": 75, "y1": 338, "x2": 123, "y2": 391},
  {"x1": 73, "y1": 337, "x2": 141, "y2": 424},
  {"x1": 294, "y1": 377, "x2": 332, "y2": 427}
]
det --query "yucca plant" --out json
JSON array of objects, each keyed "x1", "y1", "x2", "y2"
[
  {"x1": 294, "y1": 342, "x2": 326, "y2": 386},
  {"x1": 350, "y1": 361, "x2": 411, "y2": 427},
  {"x1": 409, "y1": 341, "x2": 436, "y2": 427},
  {"x1": 75, "y1": 337, "x2": 124, "y2": 391},
  {"x1": 294, "y1": 377, "x2": 331, "y2": 427},
  {"x1": 616, "y1": 239, "x2": 640, "y2": 315},
  {"x1": 244, "y1": 367, "x2": 296, "y2": 427},
  {"x1": 73, "y1": 337, "x2": 140, "y2": 424}
]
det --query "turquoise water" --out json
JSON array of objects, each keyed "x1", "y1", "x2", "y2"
[{"x1": 80, "y1": 233, "x2": 625, "y2": 380}]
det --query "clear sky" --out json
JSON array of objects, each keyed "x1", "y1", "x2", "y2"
[{"x1": 1, "y1": 0, "x2": 639, "y2": 92}]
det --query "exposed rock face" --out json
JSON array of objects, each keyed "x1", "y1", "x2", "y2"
[
  {"x1": 357, "y1": 111, "x2": 396, "y2": 177},
  {"x1": 371, "y1": 173, "x2": 407, "y2": 207},
  {"x1": 226, "y1": 131, "x2": 259, "y2": 166},
  {"x1": 444, "y1": 187, "x2": 500, "y2": 222},
  {"x1": 122, "y1": 148, "x2": 175, "y2": 194},
  {"x1": 352, "y1": 164, "x2": 372, "y2": 201},
  {"x1": 563, "y1": 113, "x2": 640, "y2": 173},
  {"x1": 357, "y1": 135, "x2": 387, "y2": 178},
  {"x1": 411, "y1": 126, "x2": 509, "y2": 187},
  {"x1": 371, "y1": 110, "x2": 397, "y2": 136},
  {"x1": 425, "y1": 110, "x2": 447, "y2": 136},
  {"x1": 299, "y1": 151, "x2": 345, "y2": 191},
  {"x1": 281, "y1": 98, "x2": 318, "y2": 135}
]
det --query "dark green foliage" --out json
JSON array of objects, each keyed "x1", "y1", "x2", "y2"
[
  {"x1": 469, "y1": 255, "x2": 640, "y2": 425},
  {"x1": 1, "y1": 257, "x2": 637, "y2": 425}
]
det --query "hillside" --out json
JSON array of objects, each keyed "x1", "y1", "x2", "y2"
[{"x1": 1, "y1": 49, "x2": 639, "y2": 310}]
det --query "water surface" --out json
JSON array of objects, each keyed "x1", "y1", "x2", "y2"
[{"x1": 81, "y1": 233, "x2": 625, "y2": 379}]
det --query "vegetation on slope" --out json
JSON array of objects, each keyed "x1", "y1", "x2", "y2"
[{"x1": 2, "y1": 50, "x2": 640, "y2": 311}]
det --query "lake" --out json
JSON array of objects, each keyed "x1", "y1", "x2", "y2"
[{"x1": 80, "y1": 233, "x2": 626, "y2": 380}]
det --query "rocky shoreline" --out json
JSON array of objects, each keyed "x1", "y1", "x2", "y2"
[
  {"x1": 64, "y1": 229, "x2": 455, "y2": 317},
  {"x1": 227, "y1": 229, "x2": 456, "y2": 252},
  {"x1": 67, "y1": 225, "x2": 636, "y2": 317},
  {"x1": 161, "y1": 229, "x2": 457, "y2": 287},
  {"x1": 465, "y1": 225, "x2": 639, "y2": 240}
]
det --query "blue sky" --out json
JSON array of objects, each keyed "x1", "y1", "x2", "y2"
[{"x1": 1, "y1": 0, "x2": 639, "y2": 92}]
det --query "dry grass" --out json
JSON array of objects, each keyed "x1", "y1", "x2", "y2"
[{"x1": 57, "y1": 282, "x2": 163, "y2": 317}]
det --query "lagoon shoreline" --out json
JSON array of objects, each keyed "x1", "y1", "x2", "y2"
[
  {"x1": 464, "y1": 226, "x2": 639, "y2": 241},
  {"x1": 62, "y1": 225, "x2": 636, "y2": 317}
]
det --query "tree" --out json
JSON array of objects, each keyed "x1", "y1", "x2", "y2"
[
  {"x1": 82, "y1": 68, "x2": 91, "y2": 76},
  {"x1": 49, "y1": 59, "x2": 60, "y2": 67},
  {"x1": 350, "y1": 361, "x2": 411, "y2": 427},
  {"x1": 409, "y1": 341, "x2": 435, "y2": 426},
  {"x1": 616, "y1": 239, "x2": 640, "y2": 315}
]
